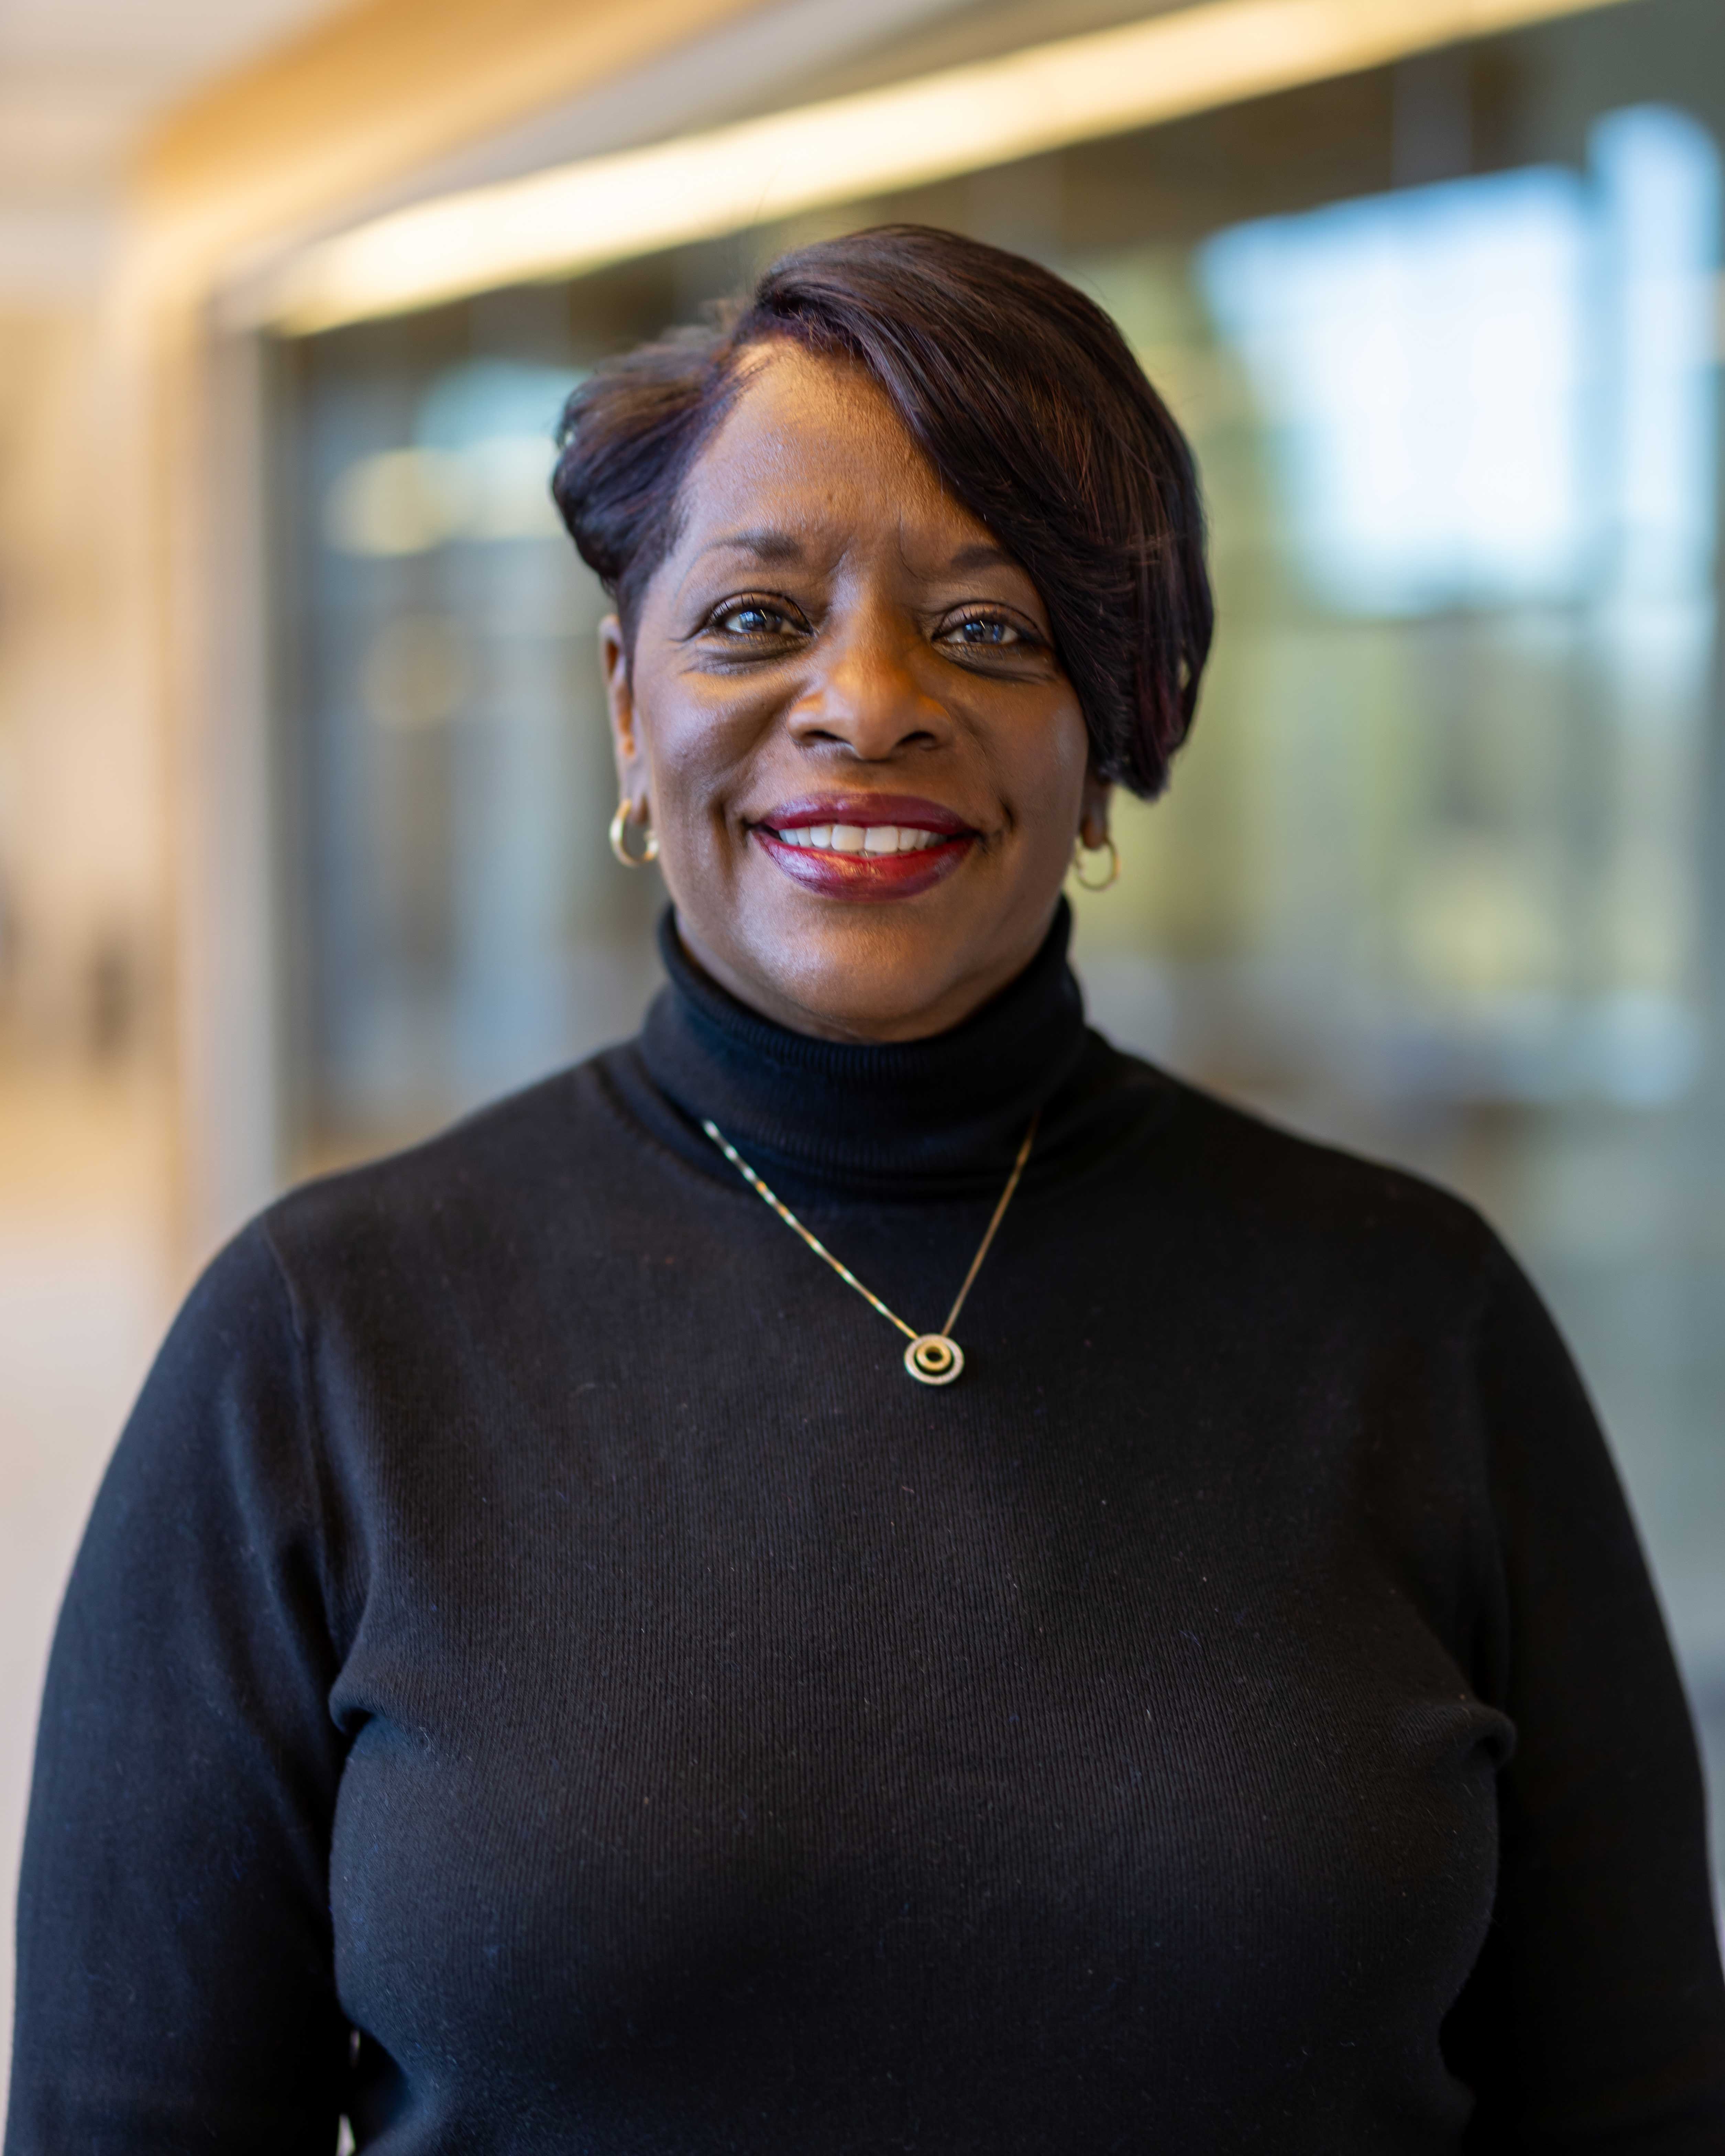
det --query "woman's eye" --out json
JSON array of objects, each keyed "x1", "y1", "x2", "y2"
[
  {"x1": 945, "y1": 614, "x2": 1026, "y2": 649},
  {"x1": 713, "y1": 601, "x2": 799, "y2": 637}
]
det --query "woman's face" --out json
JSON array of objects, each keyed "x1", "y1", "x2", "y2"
[{"x1": 603, "y1": 343, "x2": 1107, "y2": 1042}]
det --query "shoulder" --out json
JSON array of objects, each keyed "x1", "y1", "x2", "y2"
[
  {"x1": 91, "y1": 1212, "x2": 327, "y2": 1575},
  {"x1": 1110, "y1": 1058, "x2": 1607, "y2": 1521},
  {"x1": 254, "y1": 1055, "x2": 638, "y2": 1297},
  {"x1": 1109, "y1": 1046, "x2": 1508, "y2": 1308}
]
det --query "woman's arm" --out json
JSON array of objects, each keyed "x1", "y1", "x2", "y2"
[
  {"x1": 1446, "y1": 1245, "x2": 1725, "y2": 2151},
  {"x1": 6, "y1": 1225, "x2": 351, "y2": 2154}
]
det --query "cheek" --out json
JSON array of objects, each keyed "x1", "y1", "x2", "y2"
[
  {"x1": 1000, "y1": 698, "x2": 1091, "y2": 846},
  {"x1": 638, "y1": 680, "x2": 763, "y2": 829}
]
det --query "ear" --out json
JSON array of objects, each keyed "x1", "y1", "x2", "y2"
[
  {"x1": 1077, "y1": 767, "x2": 1113, "y2": 852},
  {"x1": 600, "y1": 615, "x2": 648, "y2": 805}
]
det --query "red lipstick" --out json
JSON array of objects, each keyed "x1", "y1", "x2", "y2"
[{"x1": 751, "y1": 794, "x2": 975, "y2": 902}]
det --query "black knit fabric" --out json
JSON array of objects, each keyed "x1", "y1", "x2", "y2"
[{"x1": 9, "y1": 903, "x2": 1725, "y2": 2154}]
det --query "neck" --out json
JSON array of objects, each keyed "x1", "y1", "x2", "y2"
[{"x1": 638, "y1": 900, "x2": 1089, "y2": 1196}]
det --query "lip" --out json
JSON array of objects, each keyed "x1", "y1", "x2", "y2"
[
  {"x1": 750, "y1": 793, "x2": 977, "y2": 902},
  {"x1": 761, "y1": 793, "x2": 972, "y2": 836}
]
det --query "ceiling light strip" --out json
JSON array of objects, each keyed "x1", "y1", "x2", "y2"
[{"x1": 258, "y1": 0, "x2": 1632, "y2": 333}]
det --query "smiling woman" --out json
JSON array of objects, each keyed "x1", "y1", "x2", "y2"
[
  {"x1": 592, "y1": 340, "x2": 1101, "y2": 1038},
  {"x1": 553, "y1": 226, "x2": 1208, "y2": 1042},
  {"x1": 8, "y1": 227, "x2": 1725, "y2": 2154}
]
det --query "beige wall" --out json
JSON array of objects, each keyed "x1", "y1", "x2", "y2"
[{"x1": 0, "y1": 303, "x2": 155, "y2": 1059}]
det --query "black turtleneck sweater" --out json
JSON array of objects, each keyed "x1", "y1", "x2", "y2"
[{"x1": 9, "y1": 907, "x2": 1725, "y2": 2154}]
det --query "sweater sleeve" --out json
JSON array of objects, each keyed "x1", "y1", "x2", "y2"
[
  {"x1": 1446, "y1": 1242, "x2": 1725, "y2": 2152},
  {"x1": 5, "y1": 1223, "x2": 351, "y2": 2155}
]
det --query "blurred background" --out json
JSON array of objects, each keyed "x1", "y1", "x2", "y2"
[{"x1": 1, "y1": 0, "x2": 1722, "y2": 2086}]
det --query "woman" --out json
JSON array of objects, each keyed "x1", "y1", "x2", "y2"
[{"x1": 8, "y1": 226, "x2": 1724, "y2": 2153}]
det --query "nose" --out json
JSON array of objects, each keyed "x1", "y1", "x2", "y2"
[{"x1": 785, "y1": 608, "x2": 949, "y2": 761}]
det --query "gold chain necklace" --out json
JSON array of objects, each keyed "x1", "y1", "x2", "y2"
[{"x1": 700, "y1": 1113, "x2": 1038, "y2": 1386}]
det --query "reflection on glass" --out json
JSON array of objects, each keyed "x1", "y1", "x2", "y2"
[
  {"x1": 1202, "y1": 165, "x2": 1596, "y2": 615},
  {"x1": 295, "y1": 346, "x2": 656, "y2": 1156},
  {"x1": 1078, "y1": 103, "x2": 1718, "y2": 1118}
]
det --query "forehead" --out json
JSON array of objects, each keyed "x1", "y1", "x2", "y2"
[{"x1": 674, "y1": 341, "x2": 991, "y2": 552}]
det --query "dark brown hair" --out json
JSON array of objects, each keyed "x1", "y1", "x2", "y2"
[{"x1": 551, "y1": 225, "x2": 1211, "y2": 797}]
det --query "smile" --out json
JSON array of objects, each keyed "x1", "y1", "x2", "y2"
[
  {"x1": 768, "y1": 823, "x2": 947, "y2": 855},
  {"x1": 752, "y1": 796, "x2": 976, "y2": 901}
]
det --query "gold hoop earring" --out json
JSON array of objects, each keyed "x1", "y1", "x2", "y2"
[
  {"x1": 609, "y1": 796, "x2": 659, "y2": 868},
  {"x1": 1072, "y1": 834, "x2": 1120, "y2": 891}
]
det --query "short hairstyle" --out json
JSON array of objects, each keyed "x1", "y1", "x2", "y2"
[{"x1": 551, "y1": 224, "x2": 1211, "y2": 796}]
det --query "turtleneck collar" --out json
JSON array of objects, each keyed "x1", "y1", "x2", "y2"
[{"x1": 637, "y1": 901, "x2": 1090, "y2": 1197}]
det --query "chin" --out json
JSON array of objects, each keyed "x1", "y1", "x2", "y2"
[{"x1": 755, "y1": 910, "x2": 1001, "y2": 1042}]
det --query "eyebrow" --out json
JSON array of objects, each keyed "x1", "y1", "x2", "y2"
[
  {"x1": 695, "y1": 528, "x2": 807, "y2": 565},
  {"x1": 944, "y1": 540, "x2": 1017, "y2": 572}
]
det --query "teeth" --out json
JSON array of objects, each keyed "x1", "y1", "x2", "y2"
[{"x1": 772, "y1": 823, "x2": 950, "y2": 855}]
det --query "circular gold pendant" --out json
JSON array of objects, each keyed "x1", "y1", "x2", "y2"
[{"x1": 904, "y1": 1333, "x2": 964, "y2": 1386}]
